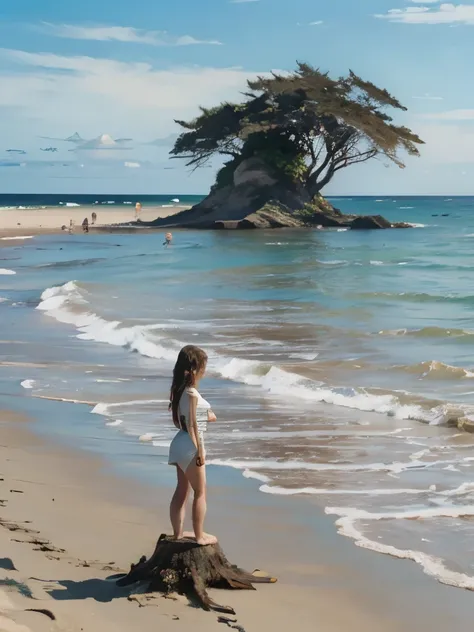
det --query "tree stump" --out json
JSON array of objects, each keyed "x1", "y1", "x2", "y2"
[{"x1": 116, "y1": 534, "x2": 277, "y2": 614}]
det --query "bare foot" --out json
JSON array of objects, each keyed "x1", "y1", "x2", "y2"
[
  {"x1": 172, "y1": 531, "x2": 195, "y2": 541},
  {"x1": 196, "y1": 533, "x2": 218, "y2": 546}
]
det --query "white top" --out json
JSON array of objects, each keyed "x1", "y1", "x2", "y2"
[{"x1": 178, "y1": 387, "x2": 211, "y2": 435}]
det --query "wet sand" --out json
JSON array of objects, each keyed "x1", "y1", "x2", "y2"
[
  {"x1": 0, "y1": 409, "x2": 412, "y2": 632},
  {"x1": 2, "y1": 405, "x2": 474, "y2": 631}
]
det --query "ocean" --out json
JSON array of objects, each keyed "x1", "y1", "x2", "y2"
[
  {"x1": 0, "y1": 193, "x2": 203, "y2": 209},
  {"x1": 1, "y1": 195, "x2": 474, "y2": 591}
]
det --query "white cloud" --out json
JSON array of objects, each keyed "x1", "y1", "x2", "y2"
[
  {"x1": 416, "y1": 122, "x2": 474, "y2": 163},
  {"x1": 309, "y1": 21, "x2": 324, "y2": 25},
  {"x1": 124, "y1": 161, "x2": 141, "y2": 168},
  {"x1": 376, "y1": 4, "x2": 474, "y2": 25},
  {"x1": 422, "y1": 108, "x2": 474, "y2": 120},
  {"x1": 40, "y1": 23, "x2": 222, "y2": 46},
  {"x1": 0, "y1": 48, "x2": 266, "y2": 143}
]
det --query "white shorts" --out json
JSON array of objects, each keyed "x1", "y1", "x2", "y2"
[{"x1": 168, "y1": 430, "x2": 204, "y2": 472}]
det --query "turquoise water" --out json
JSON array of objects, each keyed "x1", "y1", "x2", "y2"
[{"x1": 2, "y1": 195, "x2": 474, "y2": 590}]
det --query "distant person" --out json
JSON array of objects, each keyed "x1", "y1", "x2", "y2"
[
  {"x1": 164, "y1": 232, "x2": 172, "y2": 247},
  {"x1": 135, "y1": 202, "x2": 142, "y2": 219},
  {"x1": 82, "y1": 217, "x2": 89, "y2": 233},
  {"x1": 68, "y1": 219, "x2": 74, "y2": 234},
  {"x1": 91, "y1": 211, "x2": 97, "y2": 225}
]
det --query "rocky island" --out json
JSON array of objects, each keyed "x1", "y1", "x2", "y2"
[{"x1": 143, "y1": 64, "x2": 423, "y2": 230}]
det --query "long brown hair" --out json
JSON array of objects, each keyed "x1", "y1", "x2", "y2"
[{"x1": 169, "y1": 345, "x2": 208, "y2": 429}]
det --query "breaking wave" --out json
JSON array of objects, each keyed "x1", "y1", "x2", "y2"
[
  {"x1": 326, "y1": 504, "x2": 474, "y2": 590},
  {"x1": 36, "y1": 280, "x2": 473, "y2": 427}
]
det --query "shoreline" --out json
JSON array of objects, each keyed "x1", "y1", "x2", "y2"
[
  {"x1": 0, "y1": 410, "x2": 399, "y2": 632},
  {"x1": 2, "y1": 398, "x2": 474, "y2": 631},
  {"x1": 0, "y1": 203, "x2": 426, "y2": 239},
  {"x1": 0, "y1": 205, "x2": 187, "y2": 240},
  {"x1": 3, "y1": 208, "x2": 474, "y2": 630}
]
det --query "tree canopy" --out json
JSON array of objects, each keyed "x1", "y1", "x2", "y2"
[{"x1": 171, "y1": 63, "x2": 423, "y2": 197}]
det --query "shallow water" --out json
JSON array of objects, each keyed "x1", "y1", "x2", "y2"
[{"x1": 2, "y1": 195, "x2": 474, "y2": 590}]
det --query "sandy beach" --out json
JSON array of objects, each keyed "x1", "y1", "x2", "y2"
[
  {"x1": 1, "y1": 0, "x2": 473, "y2": 623},
  {"x1": 2, "y1": 401, "x2": 473, "y2": 632},
  {"x1": 0, "y1": 411, "x2": 406, "y2": 632},
  {"x1": 0, "y1": 205, "x2": 185, "y2": 239},
  {"x1": 3, "y1": 203, "x2": 474, "y2": 631}
]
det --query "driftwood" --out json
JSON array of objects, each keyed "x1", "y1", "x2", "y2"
[
  {"x1": 25, "y1": 609, "x2": 56, "y2": 621},
  {"x1": 116, "y1": 534, "x2": 276, "y2": 614}
]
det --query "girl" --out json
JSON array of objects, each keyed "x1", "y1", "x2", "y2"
[{"x1": 168, "y1": 345, "x2": 217, "y2": 545}]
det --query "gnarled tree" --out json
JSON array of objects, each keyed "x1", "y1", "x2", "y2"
[{"x1": 171, "y1": 63, "x2": 423, "y2": 198}]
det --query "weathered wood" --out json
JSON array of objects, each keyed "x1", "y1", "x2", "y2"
[{"x1": 116, "y1": 534, "x2": 276, "y2": 614}]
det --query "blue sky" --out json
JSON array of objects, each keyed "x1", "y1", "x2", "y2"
[{"x1": 0, "y1": 0, "x2": 473, "y2": 195}]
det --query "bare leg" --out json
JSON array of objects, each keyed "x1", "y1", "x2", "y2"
[
  {"x1": 185, "y1": 458, "x2": 217, "y2": 546},
  {"x1": 170, "y1": 466, "x2": 190, "y2": 539}
]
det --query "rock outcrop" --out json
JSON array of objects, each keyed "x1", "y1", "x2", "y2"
[
  {"x1": 140, "y1": 157, "x2": 409, "y2": 231},
  {"x1": 215, "y1": 203, "x2": 304, "y2": 230},
  {"x1": 351, "y1": 215, "x2": 392, "y2": 230}
]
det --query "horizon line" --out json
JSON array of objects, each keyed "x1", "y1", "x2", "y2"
[{"x1": 1, "y1": 193, "x2": 474, "y2": 198}]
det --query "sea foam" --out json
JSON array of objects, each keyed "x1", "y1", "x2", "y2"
[
  {"x1": 20, "y1": 379, "x2": 35, "y2": 389},
  {"x1": 206, "y1": 457, "x2": 463, "y2": 474},
  {"x1": 37, "y1": 280, "x2": 471, "y2": 426},
  {"x1": 325, "y1": 505, "x2": 474, "y2": 590},
  {"x1": 91, "y1": 399, "x2": 167, "y2": 416}
]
